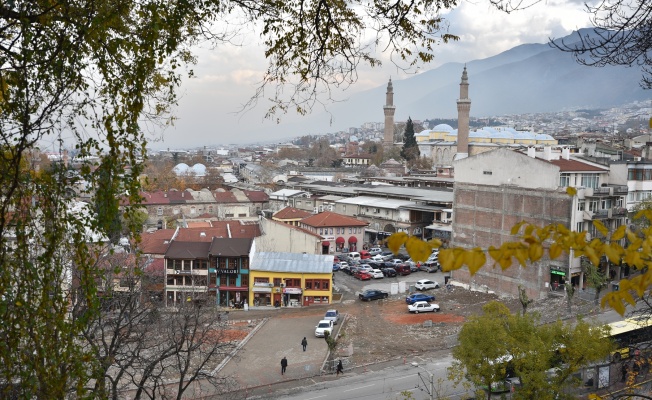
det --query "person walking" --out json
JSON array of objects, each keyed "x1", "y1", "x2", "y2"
[
  {"x1": 301, "y1": 337, "x2": 308, "y2": 352},
  {"x1": 281, "y1": 356, "x2": 288, "y2": 375},
  {"x1": 336, "y1": 359, "x2": 344, "y2": 376}
]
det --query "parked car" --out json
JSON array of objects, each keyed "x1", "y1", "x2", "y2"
[
  {"x1": 419, "y1": 261, "x2": 440, "y2": 273},
  {"x1": 381, "y1": 251, "x2": 395, "y2": 260},
  {"x1": 369, "y1": 247, "x2": 383, "y2": 256},
  {"x1": 359, "y1": 289, "x2": 389, "y2": 301},
  {"x1": 394, "y1": 253, "x2": 411, "y2": 261},
  {"x1": 354, "y1": 271, "x2": 372, "y2": 280},
  {"x1": 315, "y1": 319, "x2": 334, "y2": 337},
  {"x1": 339, "y1": 261, "x2": 349, "y2": 270},
  {"x1": 388, "y1": 259, "x2": 404, "y2": 266},
  {"x1": 370, "y1": 254, "x2": 385, "y2": 262},
  {"x1": 407, "y1": 301, "x2": 440, "y2": 313},
  {"x1": 357, "y1": 265, "x2": 373, "y2": 273},
  {"x1": 382, "y1": 267, "x2": 397, "y2": 277},
  {"x1": 370, "y1": 269, "x2": 384, "y2": 279},
  {"x1": 406, "y1": 292, "x2": 436, "y2": 304},
  {"x1": 332, "y1": 263, "x2": 340, "y2": 272},
  {"x1": 415, "y1": 279, "x2": 440, "y2": 291},
  {"x1": 347, "y1": 252, "x2": 362, "y2": 263},
  {"x1": 324, "y1": 309, "x2": 340, "y2": 325},
  {"x1": 359, "y1": 250, "x2": 372, "y2": 259},
  {"x1": 394, "y1": 264, "x2": 412, "y2": 276}
]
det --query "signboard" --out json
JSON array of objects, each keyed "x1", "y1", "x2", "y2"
[
  {"x1": 217, "y1": 269, "x2": 238, "y2": 274},
  {"x1": 283, "y1": 287, "x2": 303, "y2": 294},
  {"x1": 550, "y1": 269, "x2": 566, "y2": 276}
]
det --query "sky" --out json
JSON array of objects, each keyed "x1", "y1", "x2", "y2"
[{"x1": 149, "y1": 0, "x2": 595, "y2": 150}]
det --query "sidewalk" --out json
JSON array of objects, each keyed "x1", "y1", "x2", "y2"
[{"x1": 218, "y1": 314, "x2": 339, "y2": 393}]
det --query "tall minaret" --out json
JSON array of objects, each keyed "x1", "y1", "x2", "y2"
[
  {"x1": 383, "y1": 78, "x2": 396, "y2": 147},
  {"x1": 454, "y1": 66, "x2": 471, "y2": 160}
]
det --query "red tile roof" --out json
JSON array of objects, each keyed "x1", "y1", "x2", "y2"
[
  {"x1": 138, "y1": 229, "x2": 175, "y2": 255},
  {"x1": 244, "y1": 190, "x2": 270, "y2": 202},
  {"x1": 273, "y1": 207, "x2": 313, "y2": 220},
  {"x1": 212, "y1": 190, "x2": 238, "y2": 203},
  {"x1": 173, "y1": 222, "x2": 261, "y2": 242},
  {"x1": 545, "y1": 158, "x2": 609, "y2": 172},
  {"x1": 268, "y1": 218, "x2": 322, "y2": 238},
  {"x1": 300, "y1": 211, "x2": 368, "y2": 228}
]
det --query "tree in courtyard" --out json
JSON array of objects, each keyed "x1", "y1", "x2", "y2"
[
  {"x1": 449, "y1": 301, "x2": 612, "y2": 400},
  {"x1": 582, "y1": 256, "x2": 610, "y2": 306},
  {"x1": 518, "y1": 285, "x2": 533, "y2": 315},
  {"x1": 400, "y1": 117, "x2": 420, "y2": 163}
]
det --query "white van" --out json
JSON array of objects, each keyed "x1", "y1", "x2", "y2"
[{"x1": 347, "y1": 252, "x2": 361, "y2": 263}]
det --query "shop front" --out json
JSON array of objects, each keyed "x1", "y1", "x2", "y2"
[
  {"x1": 252, "y1": 284, "x2": 272, "y2": 306},
  {"x1": 550, "y1": 267, "x2": 567, "y2": 291},
  {"x1": 283, "y1": 287, "x2": 303, "y2": 307}
]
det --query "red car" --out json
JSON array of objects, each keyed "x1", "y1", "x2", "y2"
[{"x1": 354, "y1": 271, "x2": 372, "y2": 280}]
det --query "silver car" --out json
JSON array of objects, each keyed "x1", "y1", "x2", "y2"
[{"x1": 324, "y1": 309, "x2": 340, "y2": 325}]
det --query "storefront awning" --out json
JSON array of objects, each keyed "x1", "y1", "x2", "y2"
[
  {"x1": 322, "y1": 241, "x2": 330, "y2": 246},
  {"x1": 348, "y1": 236, "x2": 358, "y2": 243},
  {"x1": 335, "y1": 237, "x2": 345, "y2": 244},
  {"x1": 283, "y1": 287, "x2": 303, "y2": 294},
  {"x1": 218, "y1": 286, "x2": 248, "y2": 291}
]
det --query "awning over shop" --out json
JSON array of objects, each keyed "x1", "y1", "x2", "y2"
[
  {"x1": 283, "y1": 287, "x2": 303, "y2": 294},
  {"x1": 322, "y1": 241, "x2": 330, "y2": 246},
  {"x1": 348, "y1": 236, "x2": 358, "y2": 243},
  {"x1": 336, "y1": 237, "x2": 345, "y2": 244}
]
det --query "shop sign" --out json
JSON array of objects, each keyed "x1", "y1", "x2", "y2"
[
  {"x1": 283, "y1": 287, "x2": 303, "y2": 294},
  {"x1": 217, "y1": 269, "x2": 238, "y2": 274},
  {"x1": 550, "y1": 268, "x2": 566, "y2": 276},
  {"x1": 252, "y1": 287, "x2": 272, "y2": 293}
]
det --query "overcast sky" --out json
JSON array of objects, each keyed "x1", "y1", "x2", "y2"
[{"x1": 149, "y1": 0, "x2": 594, "y2": 150}]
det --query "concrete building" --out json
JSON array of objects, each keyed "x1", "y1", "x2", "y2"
[{"x1": 299, "y1": 211, "x2": 368, "y2": 254}]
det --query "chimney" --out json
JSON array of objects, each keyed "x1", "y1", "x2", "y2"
[
  {"x1": 527, "y1": 147, "x2": 536, "y2": 158},
  {"x1": 562, "y1": 148, "x2": 570, "y2": 160},
  {"x1": 543, "y1": 146, "x2": 552, "y2": 161}
]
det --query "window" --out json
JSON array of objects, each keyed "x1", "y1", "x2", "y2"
[
  {"x1": 349, "y1": 227, "x2": 352, "y2": 234},
  {"x1": 274, "y1": 278, "x2": 282, "y2": 287},
  {"x1": 225, "y1": 213, "x2": 234, "y2": 218},
  {"x1": 589, "y1": 200, "x2": 598, "y2": 212},
  {"x1": 157, "y1": 207, "x2": 163, "y2": 216},
  {"x1": 196, "y1": 259, "x2": 207, "y2": 270},
  {"x1": 241, "y1": 275, "x2": 249, "y2": 287},
  {"x1": 483, "y1": 170, "x2": 492, "y2": 175},
  {"x1": 577, "y1": 201, "x2": 585, "y2": 211},
  {"x1": 305, "y1": 279, "x2": 330, "y2": 290},
  {"x1": 254, "y1": 277, "x2": 269, "y2": 284},
  {"x1": 329, "y1": 228, "x2": 333, "y2": 234},
  {"x1": 285, "y1": 278, "x2": 301, "y2": 287},
  {"x1": 601, "y1": 199, "x2": 613, "y2": 210},
  {"x1": 190, "y1": 206, "x2": 196, "y2": 215},
  {"x1": 208, "y1": 206, "x2": 213, "y2": 213},
  {"x1": 576, "y1": 222, "x2": 583, "y2": 232},
  {"x1": 559, "y1": 173, "x2": 570, "y2": 187},
  {"x1": 580, "y1": 174, "x2": 599, "y2": 189},
  {"x1": 173, "y1": 208, "x2": 180, "y2": 215},
  {"x1": 239, "y1": 213, "x2": 247, "y2": 217},
  {"x1": 296, "y1": 200, "x2": 302, "y2": 205}
]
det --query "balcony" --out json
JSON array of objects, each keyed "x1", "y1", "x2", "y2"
[{"x1": 584, "y1": 207, "x2": 628, "y2": 220}]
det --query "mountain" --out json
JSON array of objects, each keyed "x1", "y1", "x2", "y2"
[{"x1": 300, "y1": 29, "x2": 649, "y2": 132}]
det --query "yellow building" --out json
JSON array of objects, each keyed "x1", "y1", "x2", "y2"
[{"x1": 249, "y1": 252, "x2": 334, "y2": 307}]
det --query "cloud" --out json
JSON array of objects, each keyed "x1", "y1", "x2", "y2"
[{"x1": 151, "y1": 0, "x2": 595, "y2": 149}]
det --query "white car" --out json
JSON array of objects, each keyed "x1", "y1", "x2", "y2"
[
  {"x1": 315, "y1": 319, "x2": 334, "y2": 337},
  {"x1": 324, "y1": 309, "x2": 340, "y2": 325},
  {"x1": 407, "y1": 301, "x2": 440, "y2": 313},
  {"x1": 369, "y1": 247, "x2": 383, "y2": 256},
  {"x1": 370, "y1": 269, "x2": 384, "y2": 279},
  {"x1": 370, "y1": 254, "x2": 385, "y2": 262},
  {"x1": 415, "y1": 279, "x2": 440, "y2": 290}
]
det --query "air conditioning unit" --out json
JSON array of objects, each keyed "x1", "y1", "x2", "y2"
[
  {"x1": 280, "y1": 283, "x2": 286, "y2": 288},
  {"x1": 268, "y1": 283, "x2": 274, "y2": 287},
  {"x1": 327, "y1": 205, "x2": 334, "y2": 211}
]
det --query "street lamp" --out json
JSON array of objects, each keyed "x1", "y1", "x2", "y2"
[{"x1": 412, "y1": 362, "x2": 434, "y2": 400}]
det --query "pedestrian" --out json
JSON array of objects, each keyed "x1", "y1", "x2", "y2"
[
  {"x1": 281, "y1": 356, "x2": 288, "y2": 375},
  {"x1": 336, "y1": 359, "x2": 344, "y2": 376},
  {"x1": 301, "y1": 337, "x2": 308, "y2": 352},
  {"x1": 621, "y1": 363, "x2": 628, "y2": 382}
]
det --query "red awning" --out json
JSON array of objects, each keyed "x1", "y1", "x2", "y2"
[
  {"x1": 322, "y1": 241, "x2": 330, "y2": 246},
  {"x1": 335, "y1": 237, "x2": 345, "y2": 244},
  {"x1": 348, "y1": 236, "x2": 358, "y2": 243}
]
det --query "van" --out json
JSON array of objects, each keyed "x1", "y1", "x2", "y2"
[
  {"x1": 394, "y1": 264, "x2": 411, "y2": 276},
  {"x1": 347, "y1": 252, "x2": 361, "y2": 263},
  {"x1": 359, "y1": 250, "x2": 371, "y2": 259}
]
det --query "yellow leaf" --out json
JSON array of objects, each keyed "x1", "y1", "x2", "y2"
[
  {"x1": 510, "y1": 221, "x2": 526, "y2": 236},
  {"x1": 405, "y1": 236, "x2": 432, "y2": 263},
  {"x1": 584, "y1": 246, "x2": 600, "y2": 266},
  {"x1": 602, "y1": 292, "x2": 626, "y2": 316},
  {"x1": 566, "y1": 187, "x2": 577, "y2": 196},
  {"x1": 387, "y1": 232, "x2": 408, "y2": 254},
  {"x1": 453, "y1": 248, "x2": 466, "y2": 270},
  {"x1": 514, "y1": 248, "x2": 529, "y2": 267},
  {"x1": 439, "y1": 249, "x2": 456, "y2": 272},
  {"x1": 465, "y1": 248, "x2": 486, "y2": 276},
  {"x1": 427, "y1": 239, "x2": 442, "y2": 249},
  {"x1": 611, "y1": 225, "x2": 626, "y2": 242},
  {"x1": 488, "y1": 246, "x2": 502, "y2": 262},
  {"x1": 593, "y1": 220, "x2": 608, "y2": 237},
  {"x1": 549, "y1": 243, "x2": 562, "y2": 259},
  {"x1": 529, "y1": 243, "x2": 544, "y2": 262},
  {"x1": 604, "y1": 243, "x2": 623, "y2": 265}
]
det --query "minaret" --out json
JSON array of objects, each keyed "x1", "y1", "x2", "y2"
[
  {"x1": 455, "y1": 66, "x2": 471, "y2": 160},
  {"x1": 383, "y1": 78, "x2": 396, "y2": 147}
]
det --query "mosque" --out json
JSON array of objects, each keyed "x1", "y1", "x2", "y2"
[{"x1": 382, "y1": 66, "x2": 558, "y2": 167}]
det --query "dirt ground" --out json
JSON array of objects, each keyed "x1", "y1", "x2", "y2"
[
  {"x1": 332, "y1": 286, "x2": 602, "y2": 366},
  {"x1": 217, "y1": 285, "x2": 603, "y2": 369}
]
